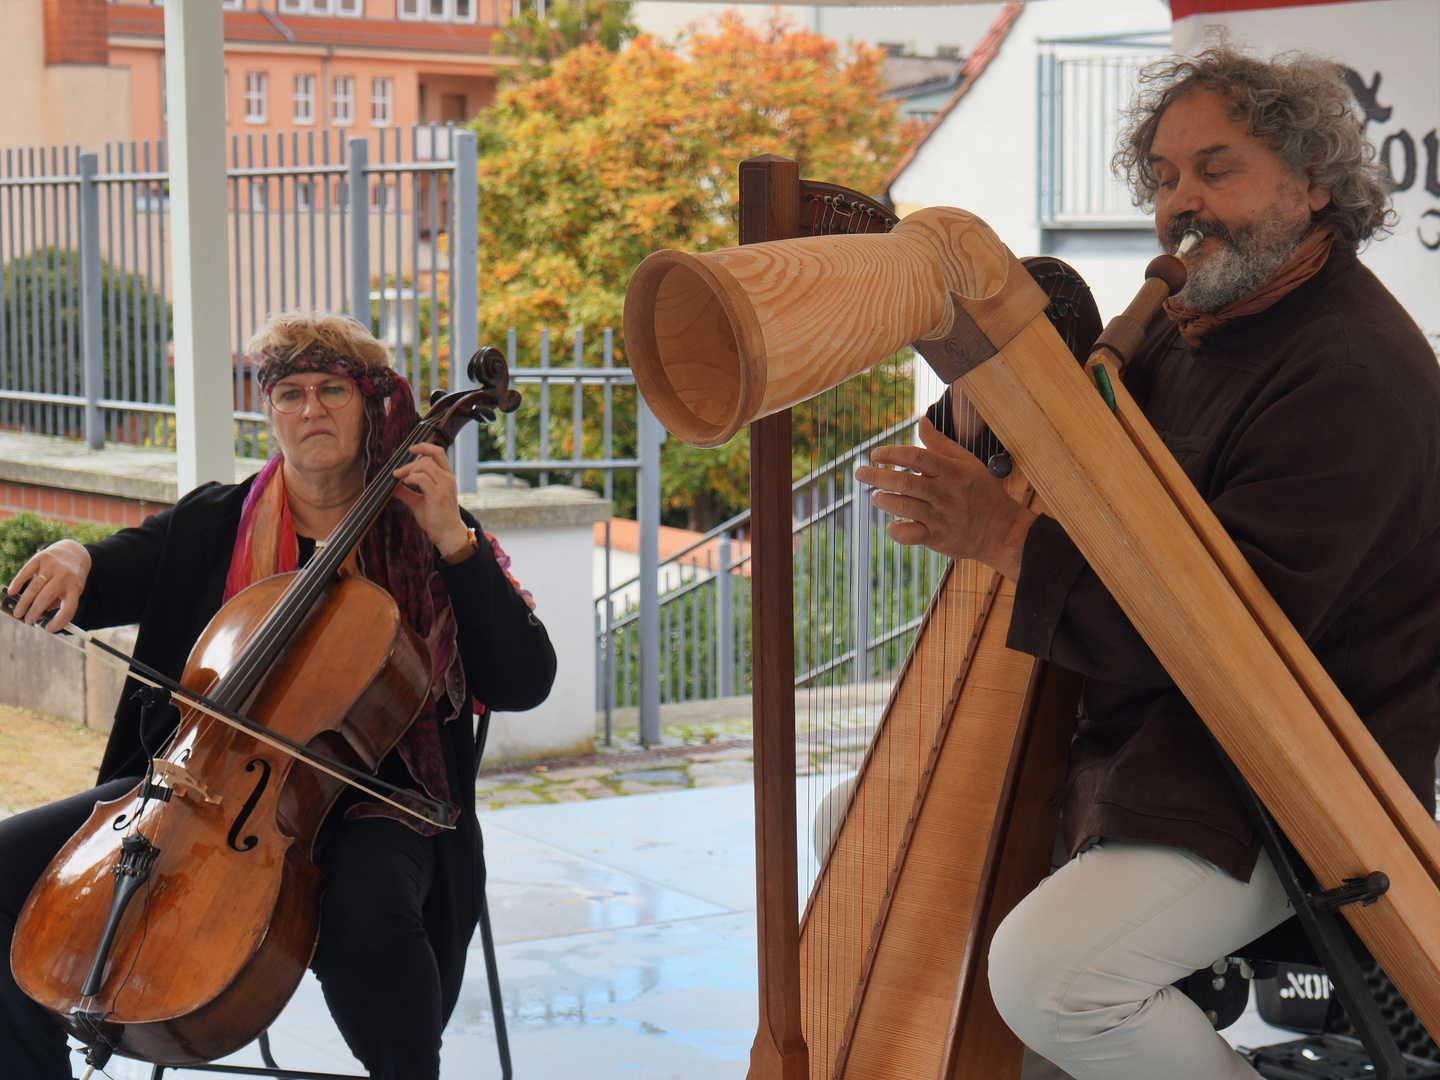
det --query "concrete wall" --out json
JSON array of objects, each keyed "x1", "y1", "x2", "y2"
[
  {"x1": 460, "y1": 484, "x2": 611, "y2": 765},
  {"x1": 0, "y1": 601, "x2": 133, "y2": 732}
]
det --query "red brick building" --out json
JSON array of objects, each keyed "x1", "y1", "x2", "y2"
[
  {"x1": 0, "y1": 0, "x2": 515, "y2": 152},
  {"x1": 114, "y1": 0, "x2": 512, "y2": 143}
]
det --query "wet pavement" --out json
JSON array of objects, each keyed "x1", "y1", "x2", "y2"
[{"x1": 83, "y1": 763, "x2": 1299, "y2": 1080}]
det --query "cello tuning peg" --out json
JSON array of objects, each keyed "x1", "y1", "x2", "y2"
[{"x1": 429, "y1": 389, "x2": 447, "y2": 407}]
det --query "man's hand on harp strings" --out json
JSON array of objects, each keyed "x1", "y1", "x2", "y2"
[{"x1": 856, "y1": 417, "x2": 1036, "y2": 581}]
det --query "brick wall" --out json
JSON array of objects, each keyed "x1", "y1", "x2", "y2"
[
  {"x1": 0, "y1": 480, "x2": 167, "y2": 528},
  {"x1": 45, "y1": 0, "x2": 109, "y2": 67}
]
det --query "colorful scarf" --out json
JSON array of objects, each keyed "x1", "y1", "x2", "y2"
[
  {"x1": 228, "y1": 347, "x2": 464, "y2": 834},
  {"x1": 1164, "y1": 225, "x2": 1336, "y2": 346}
]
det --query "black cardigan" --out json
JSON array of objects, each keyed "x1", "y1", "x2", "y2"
[{"x1": 74, "y1": 476, "x2": 556, "y2": 1021}]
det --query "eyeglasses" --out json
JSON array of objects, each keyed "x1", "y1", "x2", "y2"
[{"x1": 268, "y1": 378, "x2": 355, "y2": 414}]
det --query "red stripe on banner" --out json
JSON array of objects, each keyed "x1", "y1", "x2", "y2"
[{"x1": 1171, "y1": 0, "x2": 1370, "y2": 20}]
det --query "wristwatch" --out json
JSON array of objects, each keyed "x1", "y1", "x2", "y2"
[{"x1": 441, "y1": 527, "x2": 480, "y2": 565}]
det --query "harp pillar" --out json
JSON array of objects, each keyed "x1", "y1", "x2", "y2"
[{"x1": 742, "y1": 154, "x2": 810, "y2": 1080}]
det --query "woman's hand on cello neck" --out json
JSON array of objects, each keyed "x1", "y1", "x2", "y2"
[
  {"x1": 4, "y1": 538, "x2": 90, "y2": 633},
  {"x1": 390, "y1": 442, "x2": 472, "y2": 562}
]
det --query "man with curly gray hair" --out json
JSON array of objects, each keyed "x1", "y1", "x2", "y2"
[
  {"x1": 984, "y1": 44, "x2": 1440, "y2": 1080},
  {"x1": 1113, "y1": 46, "x2": 1395, "y2": 322},
  {"x1": 866, "y1": 44, "x2": 1440, "y2": 1080}
]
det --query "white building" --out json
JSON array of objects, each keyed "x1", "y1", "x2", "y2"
[{"x1": 885, "y1": 0, "x2": 1439, "y2": 370}]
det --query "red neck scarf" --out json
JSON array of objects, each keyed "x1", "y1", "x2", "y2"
[{"x1": 1164, "y1": 225, "x2": 1336, "y2": 346}]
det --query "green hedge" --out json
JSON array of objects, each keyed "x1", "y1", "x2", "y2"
[{"x1": 0, "y1": 511, "x2": 117, "y2": 587}]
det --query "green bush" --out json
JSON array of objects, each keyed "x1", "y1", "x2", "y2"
[
  {"x1": 0, "y1": 247, "x2": 172, "y2": 440},
  {"x1": 0, "y1": 511, "x2": 117, "y2": 588}
]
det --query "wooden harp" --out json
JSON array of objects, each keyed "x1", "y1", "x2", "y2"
[
  {"x1": 627, "y1": 155, "x2": 1090, "y2": 1079},
  {"x1": 625, "y1": 156, "x2": 1440, "y2": 1066}
]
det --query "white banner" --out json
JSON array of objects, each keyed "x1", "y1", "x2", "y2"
[{"x1": 1172, "y1": 0, "x2": 1440, "y2": 348}]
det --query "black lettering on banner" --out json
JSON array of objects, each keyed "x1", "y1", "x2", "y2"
[
  {"x1": 1342, "y1": 68, "x2": 1393, "y2": 126},
  {"x1": 1419, "y1": 209, "x2": 1440, "y2": 252},
  {"x1": 1382, "y1": 129, "x2": 1417, "y2": 191},
  {"x1": 1425, "y1": 131, "x2": 1440, "y2": 198}
]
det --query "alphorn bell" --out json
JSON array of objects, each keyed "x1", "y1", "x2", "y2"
[{"x1": 624, "y1": 206, "x2": 1036, "y2": 448}]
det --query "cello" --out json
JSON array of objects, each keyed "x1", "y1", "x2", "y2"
[{"x1": 7, "y1": 348, "x2": 520, "y2": 1071}]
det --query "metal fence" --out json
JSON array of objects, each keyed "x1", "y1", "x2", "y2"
[
  {"x1": 0, "y1": 125, "x2": 470, "y2": 454},
  {"x1": 1037, "y1": 35, "x2": 1170, "y2": 228},
  {"x1": 596, "y1": 414, "x2": 946, "y2": 721}
]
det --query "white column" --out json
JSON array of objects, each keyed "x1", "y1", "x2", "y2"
[{"x1": 165, "y1": 0, "x2": 233, "y2": 493}]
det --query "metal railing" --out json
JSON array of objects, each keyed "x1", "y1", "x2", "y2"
[
  {"x1": 0, "y1": 125, "x2": 471, "y2": 453},
  {"x1": 595, "y1": 413, "x2": 946, "y2": 721},
  {"x1": 1037, "y1": 34, "x2": 1170, "y2": 229}
]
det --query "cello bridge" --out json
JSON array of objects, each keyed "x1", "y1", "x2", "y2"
[{"x1": 151, "y1": 759, "x2": 222, "y2": 804}]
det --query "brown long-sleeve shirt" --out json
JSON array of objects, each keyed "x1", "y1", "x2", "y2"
[{"x1": 1006, "y1": 246, "x2": 1440, "y2": 881}]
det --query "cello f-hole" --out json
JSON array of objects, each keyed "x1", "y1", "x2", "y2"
[{"x1": 227, "y1": 759, "x2": 272, "y2": 853}]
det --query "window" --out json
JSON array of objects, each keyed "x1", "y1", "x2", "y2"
[
  {"x1": 277, "y1": 0, "x2": 361, "y2": 13},
  {"x1": 400, "y1": 0, "x2": 472, "y2": 22},
  {"x1": 292, "y1": 74, "x2": 315, "y2": 124},
  {"x1": 936, "y1": 45, "x2": 961, "y2": 60},
  {"x1": 244, "y1": 72, "x2": 267, "y2": 123},
  {"x1": 296, "y1": 178, "x2": 313, "y2": 212},
  {"x1": 331, "y1": 76, "x2": 354, "y2": 126},
  {"x1": 371, "y1": 78, "x2": 393, "y2": 127},
  {"x1": 222, "y1": 0, "x2": 244, "y2": 9}
]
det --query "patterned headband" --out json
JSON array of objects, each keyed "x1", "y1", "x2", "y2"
[{"x1": 255, "y1": 344, "x2": 401, "y2": 401}]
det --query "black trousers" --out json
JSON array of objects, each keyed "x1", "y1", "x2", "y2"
[{"x1": 0, "y1": 781, "x2": 446, "y2": 1080}]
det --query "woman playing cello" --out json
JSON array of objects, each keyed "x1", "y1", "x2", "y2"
[{"x1": 0, "y1": 313, "x2": 556, "y2": 1080}]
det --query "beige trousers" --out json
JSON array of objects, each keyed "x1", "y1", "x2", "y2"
[{"x1": 988, "y1": 839, "x2": 1293, "y2": 1080}]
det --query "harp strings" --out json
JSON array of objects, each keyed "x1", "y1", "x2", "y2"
[{"x1": 794, "y1": 188, "x2": 1003, "y2": 1078}]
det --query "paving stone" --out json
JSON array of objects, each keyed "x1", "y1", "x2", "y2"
[
  {"x1": 630, "y1": 757, "x2": 694, "y2": 771},
  {"x1": 549, "y1": 789, "x2": 588, "y2": 803},
  {"x1": 692, "y1": 775, "x2": 746, "y2": 788},
  {"x1": 689, "y1": 762, "x2": 752, "y2": 781},
  {"x1": 585, "y1": 786, "x2": 618, "y2": 798},
  {"x1": 559, "y1": 777, "x2": 606, "y2": 791},
  {"x1": 540, "y1": 765, "x2": 616, "y2": 781},
  {"x1": 686, "y1": 747, "x2": 752, "y2": 762},
  {"x1": 612, "y1": 769, "x2": 688, "y2": 786},
  {"x1": 482, "y1": 773, "x2": 542, "y2": 787},
  {"x1": 617, "y1": 780, "x2": 686, "y2": 795},
  {"x1": 479, "y1": 788, "x2": 545, "y2": 805}
]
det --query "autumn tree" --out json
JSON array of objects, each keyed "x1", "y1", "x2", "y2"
[
  {"x1": 472, "y1": 12, "x2": 918, "y2": 528},
  {"x1": 494, "y1": 0, "x2": 638, "y2": 82}
]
